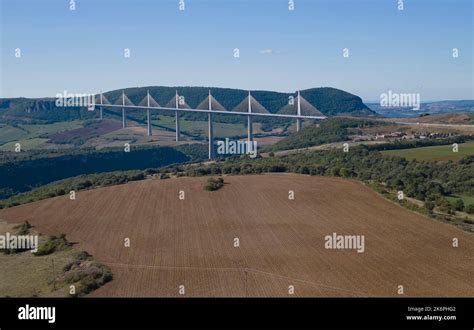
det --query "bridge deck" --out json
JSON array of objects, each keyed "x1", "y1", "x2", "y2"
[{"x1": 95, "y1": 103, "x2": 327, "y2": 120}]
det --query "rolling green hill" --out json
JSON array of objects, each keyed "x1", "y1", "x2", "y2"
[
  {"x1": 102, "y1": 86, "x2": 375, "y2": 117},
  {"x1": 0, "y1": 86, "x2": 375, "y2": 125}
]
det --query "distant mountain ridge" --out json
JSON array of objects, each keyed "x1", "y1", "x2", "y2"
[
  {"x1": 0, "y1": 86, "x2": 375, "y2": 123},
  {"x1": 367, "y1": 100, "x2": 474, "y2": 118},
  {"x1": 103, "y1": 86, "x2": 375, "y2": 116}
]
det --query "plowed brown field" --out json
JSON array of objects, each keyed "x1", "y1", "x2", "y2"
[{"x1": 1, "y1": 174, "x2": 472, "y2": 297}]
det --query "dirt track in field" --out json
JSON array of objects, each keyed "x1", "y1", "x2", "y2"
[{"x1": 1, "y1": 174, "x2": 473, "y2": 297}]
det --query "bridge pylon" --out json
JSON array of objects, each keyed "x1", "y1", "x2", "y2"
[
  {"x1": 208, "y1": 90, "x2": 214, "y2": 160},
  {"x1": 115, "y1": 90, "x2": 133, "y2": 128},
  {"x1": 138, "y1": 90, "x2": 161, "y2": 137},
  {"x1": 122, "y1": 90, "x2": 126, "y2": 128},
  {"x1": 95, "y1": 88, "x2": 327, "y2": 155},
  {"x1": 147, "y1": 90, "x2": 152, "y2": 136},
  {"x1": 296, "y1": 90, "x2": 302, "y2": 132},
  {"x1": 99, "y1": 92, "x2": 103, "y2": 120},
  {"x1": 247, "y1": 91, "x2": 253, "y2": 143},
  {"x1": 175, "y1": 90, "x2": 180, "y2": 142}
]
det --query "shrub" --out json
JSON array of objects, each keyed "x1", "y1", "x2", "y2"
[
  {"x1": 129, "y1": 173, "x2": 145, "y2": 181},
  {"x1": 1, "y1": 221, "x2": 33, "y2": 254},
  {"x1": 204, "y1": 177, "x2": 224, "y2": 191},
  {"x1": 340, "y1": 167, "x2": 349, "y2": 178},
  {"x1": 145, "y1": 168, "x2": 159, "y2": 175},
  {"x1": 34, "y1": 234, "x2": 71, "y2": 256},
  {"x1": 437, "y1": 198, "x2": 454, "y2": 215},
  {"x1": 56, "y1": 189, "x2": 66, "y2": 196},
  {"x1": 465, "y1": 204, "x2": 474, "y2": 214},
  {"x1": 452, "y1": 199, "x2": 465, "y2": 212},
  {"x1": 268, "y1": 165, "x2": 286, "y2": 173},
  {"x1": 15, "y1": 221, "x2": 32, "y2": 235},
  {"x1": 75, "y1": 251, "x2": 92, "y2": 262},
  {"x1": 330, "y1": 167, "x2": 340, "y2": 177},
  {"x1": 424, "y1": 201, "x2": 435, "y2": 212},
  {"x1": 63, "y1": 260, "x2": 113, "y2": 296}
]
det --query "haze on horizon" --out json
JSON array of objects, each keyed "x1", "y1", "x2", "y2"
[{"x1": 0, "y1": 0, "x2": 472, "y2": 102}]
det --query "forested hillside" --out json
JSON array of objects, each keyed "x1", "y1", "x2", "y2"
[
  {"x1": 263, "y1": 118, "x2": 378, "y2": 152},
  {"x1": 0, "y1": 144, "x2": 207, "y2": 199}
]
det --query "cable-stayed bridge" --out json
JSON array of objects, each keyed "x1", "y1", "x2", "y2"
[{"x1": 95, "y1": 90, "x2": 326, "y2": 159}]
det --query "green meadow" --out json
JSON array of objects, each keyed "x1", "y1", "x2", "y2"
[
  {"x1": 446, "y1": 194, "x2": 474, "y2": 207},
  {"x1": 152, "y1": 115, "x2": 247, "y2": 139},
  {"x1": 382, "y1": 141, "x2": 474, "y2": 161},
  {"x1": 0, "y1": 121, "x2": 83, "y2": 150}
]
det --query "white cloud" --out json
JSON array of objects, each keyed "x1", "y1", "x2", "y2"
[{"x1": 258, "y1": 49, "x2": 281, "y2": 55}]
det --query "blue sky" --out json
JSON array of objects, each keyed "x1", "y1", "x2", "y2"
[{"x1": 0, "y1": 0, "x2": 472, "y2": 101}]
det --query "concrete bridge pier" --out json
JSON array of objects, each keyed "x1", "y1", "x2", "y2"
[
  {"x1": 296, "y1": 118, "x2": 302, "y2": 132},
  {"x1": 247, "y1": 115, "x2": 253, "y2": 143},
  {"x1": 121, "y1": 91, "x2": 127, "y2": 128},
  {"x1": 122, "y1": 108, "x2": 126, "y2": 128},
  {"x1": 175, "y1": 91, "x2": 180, "y2": 142},
  {"x1": 175, "y1": 112, "x2": 180, "y2": 141},
  {"x1": 147, "y1": 109, "x2": 152, "y2": 136},
  {"x1": 208, "y1": 112, "x2": 214, "y2": 159},
  {"x1": 247, "y1": 91, "x2": 253, "y2": 143},
  {"x1": 208, "y1": 90, "x2": 214, "y2": 159},
  {"x1": 146, "y1": 90, "x2": 152, "y2": 136},
  {"x1": 99, "y1": 93, "x2": 103, "y2": 120},
  {"x1": 296, "y1": 90, "x2": 302, "y2": 132}
]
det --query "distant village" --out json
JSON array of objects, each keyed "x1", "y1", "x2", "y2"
[{"x1": 351, "y1": 131, "x2": 459, "y2": 142}]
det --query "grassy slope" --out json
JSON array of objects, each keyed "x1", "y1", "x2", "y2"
[
  {"x1": 0, "y1": 121, "x2": 84, "y2": 150},
  {"x1": 381, "y1": 141, "x2": 474, "y2": 161},
  {"x1": 0, "y1": 220, "x2": 113, "y2": 297},
  {"x1": 0, "y1": 125, "x2": 29, "y2": 144},
  {"x1": 0, "y1": 221, "x2": 76, "y2": 297},
  {"x1": 446, "y1": 194, "x2": 474, "y2": 207},
  {"x1": 0, "y1": 138, "x2": 50, "y2": 151},
  {"x1": 21, "y1": 121, "x2": 84, "y2": 138},
  {"x1": 151, "y1": 116, "x2": 248, "y2": 139}
]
